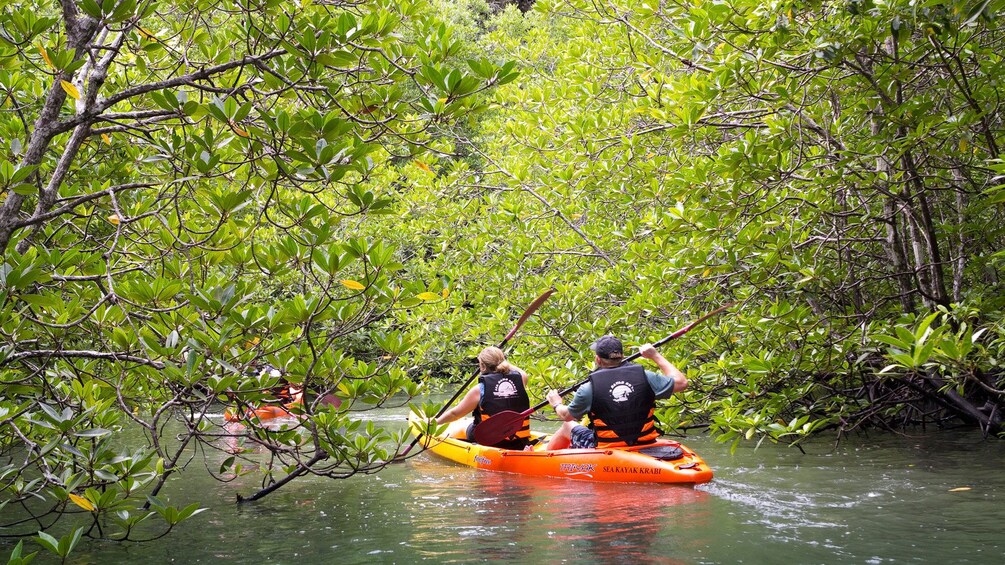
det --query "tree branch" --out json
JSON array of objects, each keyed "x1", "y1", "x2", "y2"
[
  {"x1": 2, "y1": 350, "x2": 165, "y2": 370},
  {"x1": 55, "y1": 51, "x2": 287, "y2": 135}
]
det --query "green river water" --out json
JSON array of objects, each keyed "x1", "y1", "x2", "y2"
[{"x1": 24, "y1": 403, "x2": 1005, "y2": 564}]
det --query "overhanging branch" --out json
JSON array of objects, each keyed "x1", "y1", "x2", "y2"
[{"x1": 2, "y1": 349, "x2": 166, "y2": 370}]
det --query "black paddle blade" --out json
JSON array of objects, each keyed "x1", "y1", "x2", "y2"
[{"x1": 472, "y1": 410, "x2": 527, "y2": 446}]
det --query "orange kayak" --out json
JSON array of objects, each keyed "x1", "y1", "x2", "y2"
[
  {"x1": 408, "y1": 412, "x2": 713, "y2": 484},
  {"x1": 224, "y1": 400, "x2": 302, "y2": 423}
]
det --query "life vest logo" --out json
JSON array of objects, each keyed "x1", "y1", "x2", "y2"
[
  {"x1": 610, "y1": 381, "x2": 634, "y2": 402},
  {"x1": 494, "y1": 378, "x2": 518, "y2": 398}
]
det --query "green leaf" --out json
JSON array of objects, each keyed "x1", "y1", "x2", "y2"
[
  {"x1": 871, "y1": 334, "x2": 911, "y2": 351},
  {"x1": 75, "y1": 428, "x2": 112, "y2": 438},
  {"x1": 11, "y1": 183, "x2": 35, "y2": 196},
  {"x1": 58, "y1": 528, "x2": 83, "y2": 557},
  {"x1": 35, "y1": 532, "x2": 59, "y2": 554},
  {"x1": 18, "y1": 294, "x2": 59, "y2": 310},
  {"x1": 93, "y1": 469, "x2": 118, "y2": 481},
  {"x1": 10, "y1": 165, "x2": 36, "y2": 183},
  {"x1": 6, "y1": 540, "x2": 38, "y2": 564},
  {"x1": 914, "y1": 312, "x2": 940, "y2": 343}
]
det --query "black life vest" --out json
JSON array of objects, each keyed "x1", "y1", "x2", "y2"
[
  {"x1": 588, "y1": 363, "x2": 660, "y2": 447},
  {"x1": 473, "y1": 371, "x2": 530, "y2": 448}
]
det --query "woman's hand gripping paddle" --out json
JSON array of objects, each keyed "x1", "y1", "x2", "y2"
[
  {"x1": 473, "y1": 302, "x2": 735, "y2": 447},
  {"x1": 394, "y1": 288, "x2": 556, "y2": 460}
]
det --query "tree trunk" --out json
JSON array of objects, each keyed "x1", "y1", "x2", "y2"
[
  {"x1": 873, "y1": 109, "x2": 915, "y2": 312},
  {"x1": 0, "y1": 6, "x2": 99, "y2": 252}
]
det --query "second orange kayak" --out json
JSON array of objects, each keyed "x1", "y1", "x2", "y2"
[{"x1": 224, "y1": 400, "x2": 302, "y2": 423}]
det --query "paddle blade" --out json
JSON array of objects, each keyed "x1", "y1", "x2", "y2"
[
  {"x1": 503, "y1": 287, "x2": 555, "y2": 342},
  {"x1": 472, "y1": 410, "x2": 527, "y2": 446}
]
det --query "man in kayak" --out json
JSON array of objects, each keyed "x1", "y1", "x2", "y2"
[
  {"x1": 545, "y1": 335, "x2": 687, "y2": 450},
  {"x1": 224, "y1": 365, "x2": 305, "y2": 423},
  {"x1": 268, "y1": 369, "x2": 303, "y2": 405},
  {"x1": 436, "y1": 346, "x2": 532, "y2": 449}
]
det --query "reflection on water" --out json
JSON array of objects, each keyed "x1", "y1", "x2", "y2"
[
  {"x1": 407, "y1": 458, "x2": 705, "y2": 564},
  {"x1": 48, "y1": 404, "x2": 1005, "y2": 564}
]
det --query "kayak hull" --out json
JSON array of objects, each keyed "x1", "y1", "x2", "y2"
[
  {"x1": 408, "y1": 413, "x2": 713, "y2": 484},
  {"x1": 224, "y1": 401, "x2": 301, "y2": 422}
]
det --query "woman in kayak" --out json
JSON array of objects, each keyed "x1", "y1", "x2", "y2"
[{"x1": 436, "y1": 346, "x2": 531, "y2": 449}]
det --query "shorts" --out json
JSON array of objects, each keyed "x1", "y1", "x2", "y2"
[{"x1": 570, "y1": 425, "x2": 598, "y2": 449}]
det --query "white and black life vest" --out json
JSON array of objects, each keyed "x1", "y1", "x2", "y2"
[{"x1": 588, "y1": 363, "x2": 660, "y2": 447}]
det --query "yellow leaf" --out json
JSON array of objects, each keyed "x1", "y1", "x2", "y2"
[
  {"x1": 416, "y1": 292, "x2": 439, "y2": 301},
  {"x1": 107, "y1": 214, "x2": 121, "y2": 225},
  {"x1": 37, "y1": 44, "x2": 55, "y2": 70},
  {"x1": 641, "y1": 69, "x2": 653, "y2": 81},
  {"x1": 61, "y1": 80, "x2": 81, "y2": 100},
  {"x1": 959, "y1": 138, "x2": 968, "y2": 153},
  {"x1": 702, "y1": 268, "x2": 711, "y2": 276},
  {"x1": 137, "y1": 27, "x2": 158, "y2": 41},
  {"x1": 229, "y1": 120, "x2": 249, "y2": 138},
  {"x1": 437, "y1": 97, "x2": 447, "y2": 104},
  {"x1": 949, "y1": 487, "x2": 971, "y2": 492},
  {"x1": 441, "y1": 288, "x2": 450, "y2": 299},
  {"x1": 101, "y1": 134, "x2": 112, "y2": 145},
  {"x1": 340, "y1": 279, "x2": 365, "y2": 291},
  {"x1": 414, "y1": 160, "x2": 432, "y2": 173},
  {"x1": 69, "y1": 493, "x2": 95, "y2": 512}
]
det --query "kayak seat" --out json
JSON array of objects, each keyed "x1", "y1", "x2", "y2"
[{"x1": 638, "y1": 445, "x2": 685, "y2": 461}]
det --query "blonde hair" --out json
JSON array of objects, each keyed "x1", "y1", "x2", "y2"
[{"x1": 477, "y1": 346, "x2": 515, "y2": 375}]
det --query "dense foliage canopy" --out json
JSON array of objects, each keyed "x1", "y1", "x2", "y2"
[
  {"x1": 391, "y1": 0, "x2": 1005, "y2": 443},
  {"x1": 3, "y1": 0, "x2": 1005, "y2": 560},
  {"x1": 0, "y1": 0, "x2": 516, "y2": 558}
]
